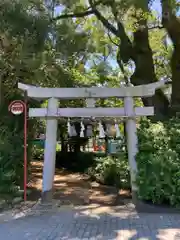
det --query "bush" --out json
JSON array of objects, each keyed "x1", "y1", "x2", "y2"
[
  {"x1": 32, "y1": 141, "x2": 61, "y2": 160},
  {"x1": 55, "y1": 146, "x2": 130, "y2": 189},
  {"x1": 136, "y1": 118, "x2": 180, "y2": 207},
  {"x1": 88, "y1": 153, "x2": 130, "y2": 189},
  {"x1": 32, "y1": 144, "x2": 44, "y2": 160}
]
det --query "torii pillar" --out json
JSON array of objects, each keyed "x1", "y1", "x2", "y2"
[{"x1": 41, "y1": 98, "x2": 58, "y2": 203}]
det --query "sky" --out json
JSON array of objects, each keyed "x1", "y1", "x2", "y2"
[{"x1": 152, "y1": 0, "x2": 161, "y2": 13}]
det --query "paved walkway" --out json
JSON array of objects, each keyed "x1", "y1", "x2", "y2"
[{"x1": 0, "y1": 205, "x2": 180, "y2": 240}]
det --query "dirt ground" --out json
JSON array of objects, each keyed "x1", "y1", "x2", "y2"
[{"x1": 27, "y1": 160, "x2": 131, "y2": 206}]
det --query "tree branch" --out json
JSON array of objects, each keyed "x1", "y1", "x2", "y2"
[
  {"x1": 88, "y1": 0, "x2": 119, "y2": 36},
  {"x1": 109, "y1": 3, "x2": 135, "y2": 63},
  {"x1": 54, "y1": 0, "x2": 119, "y2": 37},
  {"x1": 53, "y1": 9, "x2": 94, "y2": 21},
  {"x1": 107, "y1": 31, "x2": 119, "y2": 46},
  {"x1": 53, "y1": 0, "x2": 106, "y2": 21}
]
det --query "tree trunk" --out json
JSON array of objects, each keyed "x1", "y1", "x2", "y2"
[
  {"x1": 131, "y1": 19, "x2": 169, "y2": 120},
  {"x1": 115, "y1": 5, "x2": 169, "y2": 120},
  {"x1": 161, "y1": 0, "x2": 180, "y2": 116}
]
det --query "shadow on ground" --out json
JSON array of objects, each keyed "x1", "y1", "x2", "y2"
[
  {"x1": 28, "y1": 160, "x2": 180, "y2": 214},
  {"x1": 1, "y1": 205, "x2": 180, "y2": 240},
  {"x1": 28, "y1": 160, "x2": 132, "y2": 207},
  {"x1": 56, "y1": 207, "x2": 180, "y2": 239}
]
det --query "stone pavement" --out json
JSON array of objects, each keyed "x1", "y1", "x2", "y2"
[{"x1": 0, "y1": 205, "x2": 180, "y2": 240}]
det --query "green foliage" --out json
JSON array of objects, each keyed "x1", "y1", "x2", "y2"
[
  {"x1": 136, "y1": 118, "x2": 180, "y2": 207},
  {"x1": 0, "y1": 95, "x2": 36, "y2": 201},
  {"x1": 0, "y1": 124, "x2": 22, "y2": 199},
  {"x1": 32, "y1": 141, "x2": 61, "y2": 160},
  {"x1": 88, "y1": 154, "x2": 130, "y2": 189},
  {"x1": 55, "y1": 149, "x2": 130, "y2": 189},
  {"x1": 32, "y1": 144, "x2": 44, "y2": 160},
  {"x1": 0, "y1": 0, "x2": 49, "y2": 202}
]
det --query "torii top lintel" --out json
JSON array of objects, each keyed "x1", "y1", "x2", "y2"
[{"x1": 18, "y1": 80, "x2": 168, "y2": 100}]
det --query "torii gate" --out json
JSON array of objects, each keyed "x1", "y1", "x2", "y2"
[{"x1": 18, "y1": 81, "x2": 167, "y2": 203}]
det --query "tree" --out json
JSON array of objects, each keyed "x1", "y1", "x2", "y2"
[
  {"x1": 0, "y1": 0, "x2": 85, "y2": 199},
  {"x1": 161, "y1": 0, "x2": 180, "y2": 114},
  {"x1": 54, "y1": 0, "x2": 179, "y2": 120}
]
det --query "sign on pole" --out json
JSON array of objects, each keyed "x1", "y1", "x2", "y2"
[
  {"x1": 8, "y1": 100, "x2": 27, "y2": 202},
  {"x1": 8, "y1": 100, "x2": 24, "y2": 115}
]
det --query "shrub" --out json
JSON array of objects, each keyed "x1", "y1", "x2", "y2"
[
  {"x1": 136, "y1": 118, "x2": 180, "y2": 207},
  {"x1": 55, "y1": 143, "x2": 130, "y2": 189},
  {"x1": 32, "y1": 145, "x2": 44, "y2": 160},
  {"x1": 88, "y1": 152, "x2": 130, "y2": 189},
  {"x1": 32, "y1": 141, "x2": 61, "y2": 160}
]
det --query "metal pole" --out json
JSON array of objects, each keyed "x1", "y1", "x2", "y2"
[
  {"x1": 23, "y1": 102, "x2": 27, "y2": 201},
  {"x1": 23, "y1": 92, "x2": 28, "y2": 201}
]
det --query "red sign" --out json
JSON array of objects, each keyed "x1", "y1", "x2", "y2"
[{"x1": 9, "y1": 101, "x2": 24, "y2": 115}]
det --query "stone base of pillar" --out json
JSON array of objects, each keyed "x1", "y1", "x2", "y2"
[{"x1": 41, "y1": 189, "x2": 53, "y2": 205}]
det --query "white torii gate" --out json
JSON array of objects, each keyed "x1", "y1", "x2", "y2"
[{"x1": 18, "y1": 81, "x2": 167, "y2": 203}]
